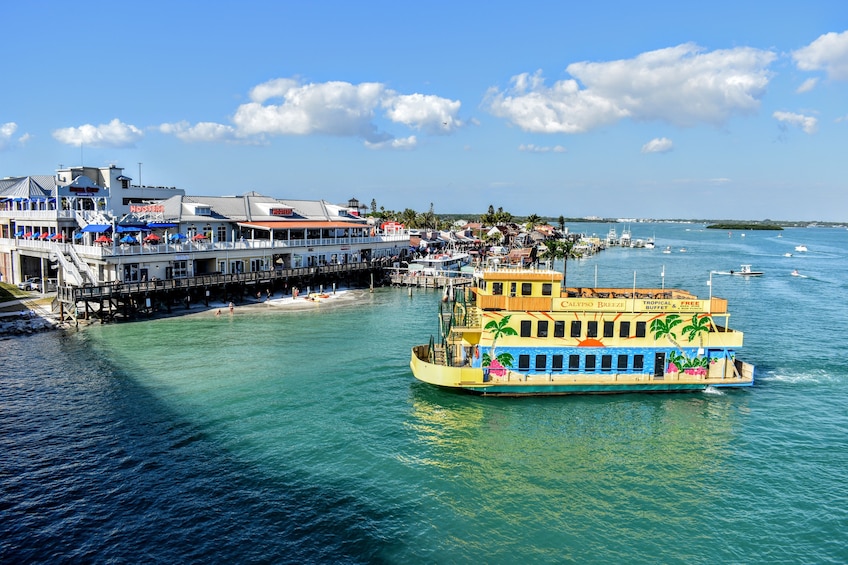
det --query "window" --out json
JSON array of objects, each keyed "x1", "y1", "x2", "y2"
[
  {"x1": 552, "y1": 355, "x2": 564, "y2": 371},
  {"x1": 518, "y1": 354, "x2": 530, "y2": 371},
  {"x1": 603, "y1": 321, "x2": 614, "y2": 338},
  {"x1": 585, "y1": 355, "x2": 596, "y2": 371},
  {"x1": 587, "y1": 321, "x2": 598, "y2": 338},
  {"x1": 492, "y1": 282, "x2": 503, "y2": 295},
  {"x1": 520, "y1": 320, "x2": 532, "y2": 337},
  {"x1": 217, "y1": 226, "x2": 227, "y2": 242},
  {"x1": 601, "y1": 355, "x2": 612, "y2": 371},
  {"x1": 521, "y1": 282, "x2": 532, "y2": 296},
  {"x1": 568, "y1": 354, "x2": 580, "y2": 371},
  {"x1": 554, "y1": 321, "x2": 565, "y2": 338},
  {"x1": 571, "y1": 320, "x2": 582, "y2": 338},
  {"x1": 617, "y1": 354, "x2": 628, "y2": 371},
  {"x1": 542, "y1": 283, "x2": 552, "y2": 296},
  {"x1": 535, "y1": 354, "x2": 546, "y2": 371},
  {"x1": 633, "y1": 354, "x2": 644, "y2": 370},
  {"x1": 619, "y1": 321, "x2": 631, "y2": 338},
  {"x1": 510, "y1": 282, "x2": 517, "y2": 297},
  {"x1": 636, "y1": 321, "x2": 647, "y2": 338},
  {"x1": 537, "y1": 320, "x2": 548, "y2": 338},
  {"x1": 173, "y1": 260, "x2": 188, "y2": 278}
]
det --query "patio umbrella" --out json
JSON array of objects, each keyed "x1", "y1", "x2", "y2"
[
  {"x1": 144, "y1": 234, "x2": 161, "y2": 242},
  {"x1": 120, "y1": 235, "x2": 137, "y2": 244},
  {"x1": 193, "y1": 233, "x2": 207, "y2": 241},
  {"x1": 169, "y1": 233, "x2": 186, "y2": 241},
  {"x1": 95, "y1": 235, "x2": 112, "y2": 244}
]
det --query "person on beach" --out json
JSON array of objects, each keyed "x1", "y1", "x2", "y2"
[{"x1": 228, "y1": 302, "x2": 234, "y2": 314}]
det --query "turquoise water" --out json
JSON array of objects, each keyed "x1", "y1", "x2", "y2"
[{"x1": 2, "y1": 223, "x2": 847, "y2": 563}]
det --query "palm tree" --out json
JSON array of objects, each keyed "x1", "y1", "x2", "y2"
[
  {"x1": 525, "y1": 213, "x2": 542, "y2": 231},
  {"x1": 539, "y1": 238, "x2": 578, "y2": 286},
  {"x1": 482, "y1": 314, "x2": 518, "y2": 370}
]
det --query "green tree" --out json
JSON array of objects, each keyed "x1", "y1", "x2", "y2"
[
  {"x1": 370, "y1": 198, "x2": 377, "y2": 215},
  {"x1": 557, "y1": 215, "x2": 565, "y2": 233},
  {"x1": 525, "y1": 213, "x2": 542, "y2": 231},
  {"x1": 539, "y1": 238, "x2": 578, "y2": 286}
]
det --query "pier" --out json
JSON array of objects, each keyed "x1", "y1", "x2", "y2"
[{"x1": 55, "y1": 261, "x2": 386, "y2": 324}]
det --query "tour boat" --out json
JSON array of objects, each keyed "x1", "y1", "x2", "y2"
[{"x1": 410, "y1": 267, "x2": 755, "y2": 395}]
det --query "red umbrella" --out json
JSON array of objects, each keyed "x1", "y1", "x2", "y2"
[
  {"x1": 193, "y1": 233, "x2": 207, "y2": 241},
  {"x1": 95, "y1": 235, "x2": 112, "y2": 244},
  {"x1": 144, "y1": 234, "x2": 161, "y2": 242}
]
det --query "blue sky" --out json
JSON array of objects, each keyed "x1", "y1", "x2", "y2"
[{"x1": 2, "y1": 1, "x2": 847, "y2": 221}]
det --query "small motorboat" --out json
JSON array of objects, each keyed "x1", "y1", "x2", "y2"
[
  {"x1": 795, "y1": 245, "x2": 808, "y2": 252},
  {"x1": 784, "y1": 253, "x2": 793, "y2": 257},
  {"x1": 730, "y1": 264, "x2": 763, "y2": 277}
]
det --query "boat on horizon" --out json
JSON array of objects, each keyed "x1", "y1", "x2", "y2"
[
  {"x1": 410, "y1": 267, "x2": 755, "y2": 396},
  {"x1": 715, "y1": 265, "x2": 764, "y2": 277}
]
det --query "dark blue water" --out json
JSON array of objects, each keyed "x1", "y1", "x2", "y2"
[{"x1": 2, "y1": 224, "x2": 847, "y2": 563}]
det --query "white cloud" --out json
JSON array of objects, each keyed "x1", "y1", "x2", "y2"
[
  {"x1": 796, "y1": 77, "x2": 819, "y2": 93},
  {"x1": 485, "y1": 43, "x2": 775, "y2": 133},
  {"x1": 0, "y1": 122, "x2": 17, "y2": 150},
  {"x1": 52, "y1": 118, "x2": 143, "y2": 148},
  {"x1": 773, "y1": 111, "x2": 818, "y2": 134},
  {"x1": 159, "y1": 78, "x2": 462, "y2": 149},
  {"x1": 793, "y1": 30, "x2": 848, "y2": 80},
  {"x1": 641, "y1": 137, "x2": 674, "y2": 153},
  {"x1": 518, "y1": 144, "x2": 566, "y2": 153},
  {"x1": 158, "y1": 121, "x2": 238, "y2": 143}
]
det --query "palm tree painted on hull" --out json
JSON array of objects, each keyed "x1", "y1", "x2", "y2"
[
  {"x1": 651, "y1": 313, "x2": 714, "y2": 372},
  {"x1": 482, "y1": 314, "x2": 517, "y2": 374}
]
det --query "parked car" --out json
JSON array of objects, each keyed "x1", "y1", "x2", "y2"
[{"x1": 17, "y1": 277, "x2": 41, "y2": 291}]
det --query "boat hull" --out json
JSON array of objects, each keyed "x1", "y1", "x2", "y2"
[{"x1": 411, "y1": 346, "x2": 754, "y2": 396}]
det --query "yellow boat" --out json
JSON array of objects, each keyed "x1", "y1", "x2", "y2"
[{"x1": 410, "y1": 267, "x2": 754, "y2": 396}]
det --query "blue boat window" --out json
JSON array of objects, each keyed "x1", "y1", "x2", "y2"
[
  {"x1": 521, "y1": 282, "x2": 532, "y2": 296},
  {"x1": 571, "y1": 320, "x2": 582, "y2": 338},
  {"x1": 518, "y1": 354, "x2": 530, "y2": 371},
  {"x1": 537, "y1": 320, "x2": 548, "y2": 338},
  {"x1": 587, "y1": 321, "x2": 598, "y2": 338},
  {"x1": 568, "y1": 354, "x2": 580, "y2": 370},
  {"x1": 520, "y1": 320, "x2": 531, "y2": 337},
  {"x1": 552, "y1": 355, "x2": 564, "y2": 371},
  {"x1": 554, "y1": 321, "x2": 565, "y2": 338},
  {"x1": 542, "y1": 283, "x2": 552, "y2": 296},
  {"x1": 619, "y1": 321, "x2": 631, "y2": 337},
  {"x1": 603, "y1": 321, "x2": 614, "y2": 338},
  {"x1": 617, "y1": 354, "x2": 628, "y2": 371},
  {"x1": 634, "y1": 354, "x2": 644, "y2": 370},
  {"x1": 601, "y1": 355, "x2": 612, "y2": 371},
  {"x1": 635, "y1": 322, "x2": 647, "y2": 338},
  {"x1": 492, "y1": 282, "x2": 503, "y2": 295},
  {"x1": 535, "y1": 354, "x2": 546, "y2": 371},
  {"x1": 585, "y1": 355, "x2": 597, "y2": 371}
]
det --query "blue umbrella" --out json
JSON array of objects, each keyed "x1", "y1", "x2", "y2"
[
  {"x1": 120, "y1": 235, "x2": 137, "y2": 244},
  {"x1": 169, "y1": 233, "x2": 186, "y2": 241}
]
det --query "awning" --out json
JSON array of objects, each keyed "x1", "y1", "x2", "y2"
[
  {"x1": 237, "y1": 220, "x2": 370, "y2": 231},
  {"x1": 82, "y1": 224, "x2": 111, "y2": 233},
  {"x1": 147, "y1": 222, "x2": 178, "y2": 228},
  {"x1": 116, "y1": 225, "x2": 149, "y2": 233}
]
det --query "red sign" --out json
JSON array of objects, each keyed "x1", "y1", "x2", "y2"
[
  {"x1": 130, "y1": 204, "x2": 165, "y2": 214},
  {"x1": 271, "y1": 208, "x2": 293, "y2": 216}
]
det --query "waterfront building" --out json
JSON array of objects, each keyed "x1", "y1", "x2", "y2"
[{"x1": 0, "y1": 166, "x2": 409, "y2": 290}]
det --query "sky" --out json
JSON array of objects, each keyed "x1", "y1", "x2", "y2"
[{"x1": 1, "y1": 0, "x2": 847, "y2": 221}]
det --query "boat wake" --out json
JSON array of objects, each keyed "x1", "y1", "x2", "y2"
[{"x1": 702, "y1": 386, "x2": 725, "y2": 396}]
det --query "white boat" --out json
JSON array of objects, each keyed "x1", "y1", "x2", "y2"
[
  {"x1": 662, "y1": 246, "x2": 672, "y2": 254},
  {"x1": 715, "y1": 265, "x2": 764, "y2": 277},
  {"x1": 795, "y1": 245, "x2": 808, "y2": 252},
  {"x1": 408, "y1": 252, "x2": 472, "y2": 276},
  {"x1": 784, "y1": 253, "x2": 793, "y2": 257}
]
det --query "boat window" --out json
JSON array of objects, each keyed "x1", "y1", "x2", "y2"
[
  {"x1": 554, "y1": 321, "x2": 565, "y2": 338},
  {"x1": 570, "y1": 320, "x2": 582, "y2": 338},
  {"x1": 587, "y1": 321, "x2": 598, "y2": 338},
  {"x1": 518, "y1": 354, "x2": 530, "y2": 371},
  {"x1": 603, "y1": 321, "x2": 614, "y2": 338},
  {"x1": 520, "y1": 320, "x2": 531, "y2": 337},
  {"x1": 585, "y1": 355, "x2": 596, "y2": 371},
  {"x1": 568, "y1": 354, "x2": 580, "y2": 370},
  {"x1": 535, "y1": 354, "x2": 546, "y2": 371},
  {"x1": 521, "y1": 282, "x2": 532, "y2": 296},
  {"x1": 552, "y1": 355, "x2": 564, "y2": 371},
  {"x1": 492, "y1": 282, "x2": 503, "y2": 295},
  {"x1": 619, "y1": 321, "x2": 630, "y2": 338},
  {"x1": 537, "y1": 320, "x2": 548, "y2": 338},
  {"x1": 633, "y1": 354, "x2": 644, "y2": 370},
  {"x1": 509, "y1": 282, "x2": 517, "y2": 297},
  {"x1": 542, "y1": 283, "x2": 552, "y2": 296},
  {"x1": 635, "y1": 321, "x2": 647, "y2": 338},
  {"x1": 601, "y1": 355, "x2": 612, "y2": 371},
  {"x1": 617, "y1": 354, "x2": 628, "y2": 371}
]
